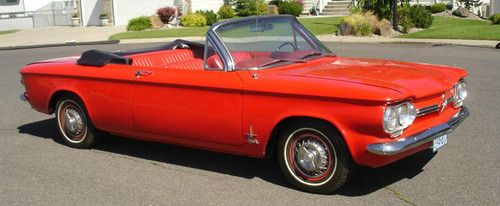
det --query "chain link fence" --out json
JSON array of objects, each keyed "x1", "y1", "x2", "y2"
[{"x1": 33, "y1": 0, "x2": 76, "y2": 27}]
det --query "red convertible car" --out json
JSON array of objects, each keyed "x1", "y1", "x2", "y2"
[{"x1": 20, "y1": 15, "x2": 469, "y2": 194}]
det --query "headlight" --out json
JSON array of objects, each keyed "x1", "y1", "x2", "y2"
[
  {"x1": 383, "y1": 102, "x2": 417, "y2": 138},
  {"x1": 453, "y1": 80, "x2": 467, "y2": 108}
]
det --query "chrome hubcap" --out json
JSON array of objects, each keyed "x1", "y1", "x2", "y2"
[
  {"x1": 284, "y1": 128, "x2": 337, "y2": 186},
  {"x1": 294, "y1": 138, "x2": 329, "y2": 176},
  {"x1": 58, "y1": 100, "x2": 87, "y2": 143},
  {"x1": 63, "y1": 107, "x2": 84, "y2": 136}
]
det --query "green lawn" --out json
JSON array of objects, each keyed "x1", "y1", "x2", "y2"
[
  {"x1": 0, "y1": 29, "x2": 20, "y2": 35},
  {"x1": 109, "y1": 17, "x2": 341, "y2": 40},
  {"x1": 299, "y1": 16, "x2": 341, "y2": 35},
  {"x1": 400, "y1": 16, "x2": 500, "y2": 40}
]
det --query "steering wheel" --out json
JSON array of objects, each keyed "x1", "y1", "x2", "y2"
[{"x1": 273, "y1": 42, "x2": 297, "y2": 54}]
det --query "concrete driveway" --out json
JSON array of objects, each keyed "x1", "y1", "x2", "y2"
[
  {"x1": 0, "y1": 26, "x2": 125, "y2": 48},
  {"x1": 0, "y1": 42, "x2": 498, "y2": 205}
]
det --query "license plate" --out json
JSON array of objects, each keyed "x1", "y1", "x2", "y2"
[{"x1": 432, "y1": 134, "x2": 448, "y2": 152}]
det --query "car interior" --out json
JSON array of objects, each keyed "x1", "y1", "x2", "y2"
[{"x1": 76, "y1": 39, "x2": 317, "y2": 70}]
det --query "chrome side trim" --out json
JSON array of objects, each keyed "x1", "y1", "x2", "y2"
[{"x1": 367, "y1": 106, "x2": 469, "y2": 156}]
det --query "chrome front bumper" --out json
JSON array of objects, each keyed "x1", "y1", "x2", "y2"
[{"x1": 367, "y1": 106, "x2": 470, "y2": 156}]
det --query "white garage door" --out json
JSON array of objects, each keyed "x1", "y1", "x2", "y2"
[{"x1": 112, "y1": 0, "x2": 174, "y2": 26}]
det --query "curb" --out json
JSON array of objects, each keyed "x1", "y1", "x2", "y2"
[
  {"x1": 118, "y1": 37, "x2": 499, "y2": 49},
  {"x1": 378, "y1": 41, "x2": 496, "y2": 49},
  {"x1": 0, "y1": 40, "x2": 120, "y2": 51},
  {"x1": 327, "y1": 40, "x2": 499, "y2": 49}
]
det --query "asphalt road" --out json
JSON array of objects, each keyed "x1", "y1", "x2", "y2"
[{"x1": 1, "y1": 42, "x2": 498, "y2": 205}]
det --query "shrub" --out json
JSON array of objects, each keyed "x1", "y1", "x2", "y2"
[
  {"x1": 127, "y1": 16, "x2": 152, "y2": 31},
  {"x1": 180, "y1": 13, "x2": 206, "y2": 27},
  {"x1": 375, "y1": 18, "x2": 392, "y2": 36},
  {"x1": 410, "y1": 5, "x2": 434, "y2": 28},
  {"x1": 489, "y1": 13, "x2": 500, "y2": 24},
  {"x1": 278, "y1": 0, "x2": 304, "y2": 17},
  {"x1": 430, "y1": 3, "x2": 446, "y2": 13},
  {"x1": 256, "y1": 0, "x2": 268, "y2": 15},
  {"x1": 398, "y1": 4, "x2": 414, "y2": 33},
  {"x1": 268, "y1": 5, "x2": 279, "y2": 15},
  {"x1": 357, "y1": 0, "x2": 392, "y2": 20},
  {"x1": 362, "y1": 11, "x2": 392, "y2": 36},
  {"x1": 156, "y1": 7, "x2": 176, "y2": 24},
  {"x1": 196, "y1": 10, "x2": 218, "y2": 25},
  {"x1": 350, "y1": 5, "x2": 362, "y2": 14},
  {"x1": 340, "y1": 13, "x2": 373, "y2": 36},
  {"x1": 218, "y1": 5, "x2": 236, "y2": 19},
  {"x1": 233, "y1": 0, "x2": 267, "y2": 16}
]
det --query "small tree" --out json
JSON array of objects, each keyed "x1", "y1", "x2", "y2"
[{"x1": 156, "y1": 7, "x2": 176, "y2": 24}]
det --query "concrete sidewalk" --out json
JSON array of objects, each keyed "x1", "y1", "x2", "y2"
[
  {"x1": 119, "y1": 35, "x2": 499, "y2": 48},
  {"x1": 0, "y1": 26, "x2": 498, "y2": 49},
  {"x1": 0, "y1": 26, "x2": 126, "y2": 48}
]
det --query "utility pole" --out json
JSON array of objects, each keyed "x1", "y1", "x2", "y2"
[{"x1": 392, "y1": 0, "x2": 399, "y2": 31}]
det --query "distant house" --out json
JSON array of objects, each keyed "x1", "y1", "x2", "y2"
[
  {"x1": 1, "y1": 0, "x2": 497, "y2": 31},
  {"x1": 0, "y1": 0, "x2": 225, "y2": 30},
  {"x1": 107, "y1": 0, "x2": 225, "y2": 26}
]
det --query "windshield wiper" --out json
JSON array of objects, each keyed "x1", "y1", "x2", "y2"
[
  {"x1": 300, "y1": 52, "x2": 335, "y2": 60},
  {"x1": 257, "y1": 59, "x2": 305, "y2": 68}
]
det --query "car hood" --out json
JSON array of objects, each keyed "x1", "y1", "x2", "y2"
[{"x1": 276, "y1": 57, "x2": 467, "y2": 100}]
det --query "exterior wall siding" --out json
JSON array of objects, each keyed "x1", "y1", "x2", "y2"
[
  {"x1": 0, "y1": 16, "x2": 32, "y2": 30},
  {"x1": 0, "y1": 0, "x2": 24, "y2": 13},
  {"x1": 112, "y1": 0, "x2": 174, "y2": 25}
]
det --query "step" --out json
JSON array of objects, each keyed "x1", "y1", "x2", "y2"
[
  {"x1": 322, "y1": 8, "x2": 350, "y2": 12},
  {"x1": 325, "y1": 3, "x2": 351, "y2": 7},
  {"x1": 327, "y1": 0, "x2": 352, "y2": 4},
  {"x1": 320, "y1": 11, "x2": 350, "y2": 16},
  {"x1": 323, "y1": 5, "x2": 350, "y2": 9}
]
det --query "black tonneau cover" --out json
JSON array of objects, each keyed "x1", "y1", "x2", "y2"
[
  {"x1": 76, "y1": 39, "x2": 206, "y2": 67},
  {"x1": 76, "y1": 50, "x2": 132, "y2": 67}
]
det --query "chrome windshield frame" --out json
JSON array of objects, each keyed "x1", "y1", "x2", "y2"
[{"x1": 205, "y1": 15, "x2": 332, "y2": 72}]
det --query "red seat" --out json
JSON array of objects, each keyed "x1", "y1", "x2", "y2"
[
  {"x1": 163, "y1": 59, "x2": 204, "y2": 70},
  {"x1": 206, "y1": 52, "x2": 252, "y2": 69},
  {"x1": 130, "y1": 49, "x2": 195, "y2": 67}
]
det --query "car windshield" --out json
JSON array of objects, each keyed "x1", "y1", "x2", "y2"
[{"x1": 212, "y1": 16, "x2": 331, "y2": 70}]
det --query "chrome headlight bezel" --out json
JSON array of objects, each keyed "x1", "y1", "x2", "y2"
[
  {"x1": 453, "y1": 79, "x2": 467, "y2": 108},
  {"x1": 383, "y1": 102, "x2": 417, "y2": 138}
]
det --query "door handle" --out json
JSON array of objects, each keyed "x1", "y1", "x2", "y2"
[{"x1": 135, "y1": 70, "x2": 152, "y2": 78}]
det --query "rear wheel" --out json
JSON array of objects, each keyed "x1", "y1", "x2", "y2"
[
  {"x1": 277, "y1": 121, "x2": 351, "y2": 194},
  {"x1": 55, "y1": 95, "x2": 99, "y2": 148}
]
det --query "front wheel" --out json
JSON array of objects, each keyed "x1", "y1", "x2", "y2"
[
  {"x1": 55, "y1": 95, "x2": 99, "y2": 148},
  {"x1": 277, "y1": 122, "x2": 351, "y2": 194}
]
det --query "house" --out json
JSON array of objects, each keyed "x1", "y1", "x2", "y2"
[
  {"x1": 1, "y1": 0, "x2": 497, "y2": 31},
  {"x1": 307, "y1": 0, "x2": 493, "y2": 17},
  {"x1": 0, "y1": 0, "x2": 225, "y2": 30},
  {"x1": 106, "y1": 0, "x2": 224, "y2": 26}
]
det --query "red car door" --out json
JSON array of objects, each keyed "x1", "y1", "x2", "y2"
[{"x1": 131, "y1": 68, "x2": 244, "y2": 146}]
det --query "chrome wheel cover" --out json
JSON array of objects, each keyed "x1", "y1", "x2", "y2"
[
  {"x1": 57, "y1": 100, "x2": 87, "y2": 144},
  {"x1": 64, "y1": 107, "x2": 84, "y2": 136},
  {"x1": 284, "y1": 128, "x2": 337, "y2": 186},
  {"x1": 295, "y1": 138, "x2": 329, "y2": 176}
]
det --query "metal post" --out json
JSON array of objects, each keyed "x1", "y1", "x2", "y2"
[{"x1": 52, "y1": 2, "x2": 56, "y2": 26}]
